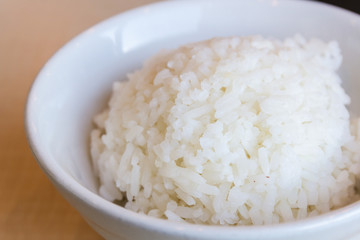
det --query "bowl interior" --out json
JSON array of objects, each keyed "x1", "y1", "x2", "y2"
[{"x1": 26, "y1": 0, "x2": 360, "y2": 237}]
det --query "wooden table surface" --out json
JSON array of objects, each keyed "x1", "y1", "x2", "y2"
[{"x1": 0, "y1": 1, "x2": 157, "y2": 239}]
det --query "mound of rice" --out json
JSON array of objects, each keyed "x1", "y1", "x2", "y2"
[{"x1": 91, "y1": 35, "x2": 360, "y2": 225}]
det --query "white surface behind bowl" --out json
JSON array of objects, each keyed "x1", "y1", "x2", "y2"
[{"x1": 26, "y1": 0, "x2": 360, "y2": 239}]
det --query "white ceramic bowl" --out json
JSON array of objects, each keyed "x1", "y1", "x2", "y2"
[{"x1": 26, "y1": 0, "x2": 360, "y2": 239}]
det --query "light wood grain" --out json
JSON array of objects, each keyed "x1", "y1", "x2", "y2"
[{"x1": 0, "y1": 1, "x2": 157, "y2": 239}]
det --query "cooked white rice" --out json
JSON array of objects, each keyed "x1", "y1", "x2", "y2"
[{"x1": 91, "y1": 35, "x2": 360, "y2": 225}]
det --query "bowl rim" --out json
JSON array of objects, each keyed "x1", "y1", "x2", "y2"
[{"x1": 25, "y1": 0, "x2": 360, "y2": 238}]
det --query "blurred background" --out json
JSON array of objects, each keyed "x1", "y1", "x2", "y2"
[
  {"x1": 0, "y1": 0, "x2": 358, "y2": 239},
  {"x1": 317, "y1": 0, "x2": 360, "y2": 13}
]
